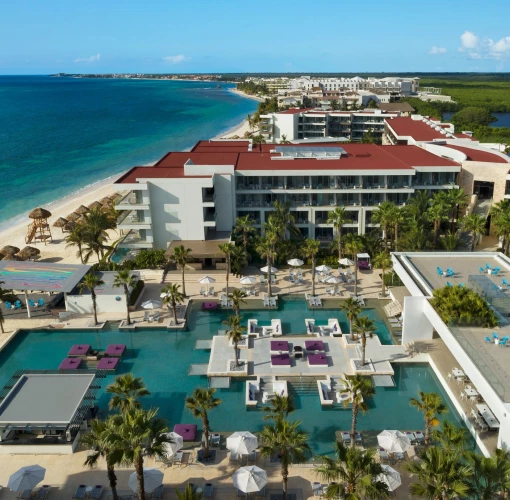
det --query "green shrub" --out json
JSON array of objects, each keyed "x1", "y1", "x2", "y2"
[
  {"x1": 129, "y1": 280, "x2": 145, "y2": 306},
  {"x1": 133, "y1": 249, "x2": 166, "y2": 269}
]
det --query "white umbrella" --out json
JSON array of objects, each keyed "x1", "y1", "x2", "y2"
[
  {"x1": 198, "y1": 276, "x2": 216, "y2": 284},
  {"x1": 233, "y1": 466, "x2": 268, "y2": 493},
  {"x1": 316, "y1": 265, "x2": 332, "y2": 273},
  {"x1": 141, "y1": 299, "x2": 162, "y2": 309},
  {"x1": 287, "y1": 258, "x2": 304, "y2": 267},
  {"x1": 325, "y1": 275, "x2": 342, "y2": 284},
  {"x1": 378, "y1": 464, "x2": 402, "y2": 491},
  {"x1": 226, "y1": 431, "x2": 258, "y2": 455},
  {"x1": 339, "y1": 258, "x2": 354, "y2": 266},
  {"x1": 240, "y1": 276, "x2": 257, "y2": 285},
  {"x1": 377, "y1": 430, "x2": 411, "y2": 453},
  {"x1": 162, "y1": 431, "x2": 183, "y2": 457},
  {"x1": 160, "y1": 292, "x2": 169, "y2": 298},
  {"x1": 260, "y1": 266, "x2": 278, "y2": 274},
  {"x1": 128, "y1": 468, "x2": 163, "y2": 493},
  {"x1": 8, "y1": 466, "x2": 46, "y2": 492}
]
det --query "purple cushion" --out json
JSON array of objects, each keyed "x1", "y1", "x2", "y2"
[
  {"x1": 104, "y1": 344, "x2": 126, "y2": 357},
  {"x1": 202, "y1": 302, "x2": 217, "y2": 310},
  {"x1": 173, "y1": 424, "x2": 197, "y2": 441},
  {"x1": 68, "y1": 344, "x2": 91, "y2": 356},
  {"x1": 271, "y1": 354, "x2": 291, "y2": 366},
  {"x1": 270, "y1": 340, "x2": 289, "y2": 352},
  {"x1": 305, "y1": 340, "x2": 325, "y2": 351},
  {"x1": 59, "y1": 358, "x2": 82, "y2": 370},
  {"x1": 308, "y1": 353, "x2": 328, "y2": 366},
  {"x1": 97, "y1": 357, "x2": 120, "y2": 370}
]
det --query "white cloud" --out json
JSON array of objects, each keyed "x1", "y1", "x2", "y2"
[
  {"x1": 429, "y1": 46, "x2": 447, "y2": 54},
  {"x1": 460, "y1": 31, "x2": 479, "y2": 50},
  {"x1": 162, "y1": 54, "x2": 190, "y2": 64},
  {"x1": 457, "y1": 31, "x2": 510, "y2": 60},
  {"x1": 74, "y1": 53, "x2": 100, "y2": 63}
]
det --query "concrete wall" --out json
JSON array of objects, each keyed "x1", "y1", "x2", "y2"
[
  {"x1": 274, "y1": 114, "x2": 298, "y2": 141},
  {"x1": 66, "y1": 293, "x2": 127, "y2": 314},
  {"x1": 401, "y1": 296, "x2": 434, "y2": 344},
  {"x1": 214, "y1": 174, "x2": 235, "y2": 232},
  {"x1": 458, "y1": 161, "x2": 508, "y2": 205}
]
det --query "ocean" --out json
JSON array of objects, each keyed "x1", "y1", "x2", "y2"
[{"x1": 0, "y1": 76, "x2": 258, "y2": 228}]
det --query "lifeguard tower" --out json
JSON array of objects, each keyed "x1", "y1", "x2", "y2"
[{"x1": 26, "y1": 207, "x2": 53, "y2": 245}]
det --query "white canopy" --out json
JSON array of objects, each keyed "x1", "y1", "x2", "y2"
[
  {"x1": 8, "y1": 466, "x2": 46, "y2": 492},
  {"x1": 141, "y1": 299, "x2": 162, "y2": 309},
  {"x1": 240, "y1": 276, "x2": 257, "y2": 285},
  {"x1": 378, "y1": 464, "x2": 402, "y2": 491},
  {"x1": 325, "y1": 275, "x2": 342, "y2": 284},
  {"x1": 226, "y1": 431, "x2": 258, "y2": 455},
  {"x1": 198, "y1": 276, "x2": 216, "y2": 284},
  {"x1": 377, "y1": 430, "x2": 411, "y2": 453},
  {"x1": 233, "y1": 466, "x2": 268, "y2": 493},
  {"x1": 357, "y1": 253, "x2": 370, "y2": 259},
  {"x1": 339, "y1": 258, "x2": 354, "y2": 266},
  {"x1": 260, "y1": 266, "x2": 278, "y2": 274},
  {"x1": 159, "y1": 292, "x2": 169, "y2": 298},
  {"x1": 316, "y1": 265, "x2": 332, "y2": 273},
  {"x1": 162, "y1": 432, "x2": 183, "y2": 457},
  {"x1": 128, "y1": 468, "x2": 163, "y2": 493},
  {"x1": 287, "y1": 258, "x2": 304, "y2": 267}
]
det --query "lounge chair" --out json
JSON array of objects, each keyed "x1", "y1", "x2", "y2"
[
  {"x1": 38, "y1": 298, "x2": 45, "y2": 306},
  {"x1": 260, "y1": 276, "x2": 266, "y2": 284},
  {"x1": 5, "y1": 301, "x2": 12, "y2": 309},
  {"x1": 200, "y1": 286, "x2": 205, "y2": 295},
  {"x1": 354, "y1": 432, "x2": 362, "y2": 445},
  {"x1": 341, "y1": 431, "x2": 351, "y2": 444},
  {"x1": 72, "y1": 485, "x2": 87, "y2": 500},
  {"x1": 263, "y1": 297, "x2": 270, "y2": 307},
  {"x1": 144, "y1": 311, "x2": 149, "y2": 321},
  {"x1": 203, "y1": 483, "x2": 213, "y2": 499},
  {"x1": 152, "y1": 485, "x2": 164, "y2": 500},
  {"x1": 378, "y1": 447, "x2": 389, "y2": 460},
  {"x1": 255, "y1": 487, "x2": 266, "y2": 498},
  {"x1": 89, "y1": 486, "x2": 103, "y2": 500},
  {"x1": 289, "y1": 274, "x2": 295, "y2": 284},
  {"x1": 270, "y1": 296, "x2": 277, "y2": 307},
  {"x1": 247, "y1": 450, "x2": 256, "y2": 464},
  {"x1": 209, "y1": 287, "x2": 215, "y2": 296},
  {"x1": 229, "y1": 451, "x2": 240, "y2": 464},
  {"x1": 152, "y1": 311, "x2": 160, "y2": 322},
  {"x1": 36, "y1": 486, "x2": 50, "y2": 500},
  {"x1": 17, "y1": 490, "x2": 32, "y2": 500},
  {"x1": 211, "y1": 433, "x2": 221, "y2": 447},
  {"x1": 221, "y1": 296, "x2": 228, "y2": 307},
  {"x1": 414, "y1": 431, "x2": 425, "y2": 443}
]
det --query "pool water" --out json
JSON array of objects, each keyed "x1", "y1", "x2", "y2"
[
  {"x1": 0, "y1": 301, "x2": 468, "y2": 456},
  {"x1": 110, "y1": 247, "x2": 130, "y2": 264}
]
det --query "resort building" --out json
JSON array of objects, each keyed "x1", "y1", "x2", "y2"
[
  {"x1": 113, "y1": 140, "x2": 461, "y2": 255},
  {"x1": 392, "y1": 251, "x2": 510, "y2": 455}
]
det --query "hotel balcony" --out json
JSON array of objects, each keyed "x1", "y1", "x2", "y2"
[
  {"x1": 202, "y1": 188, "x2": 215, "y2": 207},
  {"x1": 118, "y1": 229, "x2": 153, "y2": 249},
  {"x1": 203, "y1": 209, "x2": 217, "y2": 227},
  {"x1": 117, "y1": 210, "x2": 152, "y2": 230},
  {"x1": 115, "y1": 191, "x2": 150, "y2": 211}
]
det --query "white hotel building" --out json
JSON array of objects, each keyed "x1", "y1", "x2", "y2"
[{"x1": 289, "y1": 76, "x2": 420, "y2": 94}]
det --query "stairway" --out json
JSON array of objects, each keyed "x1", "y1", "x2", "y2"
[{"x1": 286, "y1": 377, "x2": 318, "y2": 396}]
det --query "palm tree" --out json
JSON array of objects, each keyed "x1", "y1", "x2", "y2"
[
  {"x1": 259, "y1": 419, "x2": 311, "y2": 500},
  {"x1": 218, "y1": 242, "x2": 235, "y2": 295},
  {"x1": 234, "y1": 215, "x2": 256, "y2": 252},
  {"x1": 106, "y1": 373, "x2": 150, "y2": 412},
  {"x1": 261, "y1": 394, "x2": 295, "y2": 421},
  {"x1": 256, "y1": 235, "x2": 277, "y2": 297},
  {"x1": 389, "y1": 205, "x2": 405, "y2": 251},
  {"x1": 468, "y1": 448, "x2": 510, "y2": 499},
  {"x1": 490, "y1": 199, "x2": 510, "y2": 252},
  {"x1": 343, "y1": 234, "x2": 364, "y2": 297},
  {"x1": 185, "y1": 387, "x2": 222, "y2": 459},
  {"x1": 407, "y1": 190, "x2": 430, "y2": 227},
  {"x1": 230, "y1": 289, "x2": 247, "y2": 317},
  {"x1": 112, "y1": 408, "x2": 170, "y2": 500},
  {"x1": 409, "y1": 391, "x2": 448, "y2": 446},
  {"x1": 81, "y1": 417, "x2": 122, "y2": 500},
  {"x1": 353, "y1": 316, "x2": 375, "y2": 367},
  {"x1": 341, "y1": 297, "x2": 362, "y2": 341},
  {"x1": 271, "y1": 200, "x2": 299, "y2": 240},
  {"x1": 247, "y1": 114, "x2": 253, "y2": 129},
  {"x1": 462, "y1": 213, "x2": 486, "y2": 251},
  {"x1": 231, "y1": 245, "x2": 248, "y2": 276},
  {"x1": 446, "y1": 187, "x2": 468, "y2": 231},
  {"x1": 405, "y1": 446, "x2": 472, "y2": 499},
  {"x1": 442, "y1": 230, "x2": 460, "y2": 251},
  {"x1": 428, "y1": 193, "x2": 449, "y2": 247},
  {"x1": 81, "y1": 233, "x2": 110, "y2": 264},
  {"x1": 161, "y1": 283, "x2": 185, "y2": 325},
  {"x1": 431, "y1": 420, "x2": 468, "y2": 454},
  {"x1": 372, "y1": 251, "x2": 392, "y2": 297},
  {"x1": 78, "y1": 273, "x2": 105, "y2": 325},
  {"x1": 223, "y1": 314, "x2": 246, "y2": 367},
  {"x1": 372, "y1": 201, "x2": 395, "y2": 249},
  {"x1": 169, "y1": 245, "x2": 192, "y2": 296},
  {"x1": 340, "y1": 375, "x2": 375, "y2": 448},
  {"x1": 113, "y1": 270, "x2": 137, "y2": 325},
  {"x1": 327, "y1": 207, "x2": 350, "y2": 259},
  {"x1": 176, "y1": 485, "x2": 203, "y2": 500},
  {"x1": 303, "y1": 238, "x2": 321, "y2": 296},
  {"x1": 280, "y1": 134, "x2": 291, "y2": 144},
  {"x1": 65, "y1": 225, "x2": 86, "y2": 263},
  {"x1": 315, "y1": 440, "x2": 389, "y2": 499},
  {"x1": 252, "y1": 134, "x2": 266, "y2": 145}
]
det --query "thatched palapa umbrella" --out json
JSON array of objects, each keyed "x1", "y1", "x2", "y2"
[
  {"x1": 63, "y1": 222, "x2": 76, "y2": 232},
  {"x1": 1, "y1": 245, "x2": 20, "y2": 256},
  {"x1": 18, "y1": 246, "x2": 41, "y2": 260},
  {"x1": 28, "y1": 207, "x2": 52, "y2": 220},
  {"x1": 53, "y1": 217, "x2": 68, "y2": 229},
  {"x1": 88, "y1": 201, "x2": 102, "y2": 210},
  {"x1": 75, "y1": 215, "x2": 87, "y2": 224},
  {"x1": 75, "y1": 205, "x2": 90, "y2": 215},
  {"x1": 99, "y1": 196, "x2": 113, "y2": 206},
  {"x1": 66, "y1": 213, "x2": 81, "y2": 222}
]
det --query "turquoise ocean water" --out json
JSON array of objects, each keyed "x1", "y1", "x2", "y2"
[{"x1": 0, "y1": 76, "x2": 258, "y2": 227}]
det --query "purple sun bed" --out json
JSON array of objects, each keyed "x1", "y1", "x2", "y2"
[
  {"x1": 59, "y1": 358, "x2": 82, "y2": 370},
  {"x1": 305, "y1": 340, "x2": 325, "y2": 351},
  {"x1": 97, "y1": 357, "x2": 120, "y2": 371},
  {"x1": 202, "y1": 302, "x2": 217, "y2": 310},
  {"x1": 308, "y1": 353, "x2": 328, "y2": 366},
  {"x1": 271, "y1": 353, "x2": 291, "y2": 366},
  {"x1": 173, "y1": 424, "x2": 197, "y2": 441},
  {"x1": 270, "y1": 340, "x2": 289, "y2": 352},
  {"x1": 68, "y1": 344, "x2": 91, "y2": 357},
  {"x1": 104, "y1": 344, "x2": 126, "y2": 357}
]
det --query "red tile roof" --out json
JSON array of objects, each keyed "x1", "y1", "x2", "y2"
[
  {"x1": 155, "y1": 151, "x2": 239, "y2": 167},
  {"x1": 277, "y1": 108, "x2": 313, "y2": 114},
  {"x1": 443, "y1": 145, "x2": 509, "y2": 164},
  {"x1": 386, "y1": 117, "x2": 449, "y2": 141},
  {"x1": 454, "y1": 133, "x2": 474, "y2": 140}
]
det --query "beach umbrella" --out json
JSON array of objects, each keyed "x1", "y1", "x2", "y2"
[
  {"x1": 227, "y1": 431, "x2": 258, "y2": 455},
  {"x1": 240, "y1": 276, "x2": 257, "y2": 285},
  {"x1": 28, "y1": 207, "x2": 51, "y2": 220},
  {"x1": 377, "y1": 465, "x2": 401, "y2": 491},
  {"x1": 63, "y1": 222, "x2": 76, "y2": 232},
  {"x1": 75, "y1": 205, "x2": 90, "y2": 215},
  {"x1": 160, "y1": 292, "x2": 169, "y2": 299},
  {"x1": 128, "y1": 468, "x2": 163, "y2": 493},
  {"x1": 260, "y1": 266, "x2": 277, "y2": 274},
  {"x1": 339, "y1": 258, "x2": 354, "y2": 266},
  {"x1": 8, "y1": 465, "x2": 46, "y2": 492},
  {"x1": 66, "y1": 212, "x2": 81, "y2": 222},
  {"x1": 198, "y1": 276, "x2": 216, "y2": 284},
  {"x1": 18, "y1": 246, "x2": 40, "y2": 260},
  {"x1": 325, "y1": 275, "x2": 342, "y2": 284},
  {"x1": 1, "y1": 246, "x2": 20, "y2": 256},
  {"x1": 99, "y1": 196, "x2": 114, "y2": 206},
  {"x1": 75, "y1": 215, "x2": 87, "y2": 224},
  {"x1": 316, "y1": 265, "x2": 332, "y2": 273},
  {"x1": 287, "y1": 258, "x2": 304, "y2": 267},
  {"x1": 162, "y1": 432, "x2": 183, "y2": 457},
  {"x1": 88, "y1": 201, "x2": 102, "y2": 210},
  {"x1": 53, "y1": 217, "x2": 68, "y2": 228},
  {"x1": 377, "y1": 430, "x2": 411, "y2": 453},
  {"x1": 142, "y1": 299, "x2": 162, "y2": 309},
  {"x1": 233, "y1": 466, "x2": 267, "y2": 493},
  {"x1": 2, "y1": 253, "x2": 22, "y2": 261}
]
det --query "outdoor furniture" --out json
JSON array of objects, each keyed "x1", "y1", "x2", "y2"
[
  {"x1": 203, "y1": 483, "x2": 213, "y2": 499},
  {"x1": 17, "y1": 490, "x2": 32, "y2": 500},
  {"x1": 452, "y1": 368, "x2": 465, "y2": 380},
  {"x1": 378, "y1": 448, "x2": 389, "y2": 460},
  {"x1": 270, "y1": 340, "x2": 289, "y2": 352},
  {"x1": 465, "y1": 386, "x2": 479, "y2": 401},
  {"x1": 270, "y1": 354, "x2": 291, "y2": 366},
  {"x1": 308, "y1": 353, "x2": 328, "y2": 366},
  {"x1": 174, "y1": 424, "x2": 198, "y2": 441},
  {"x1": 476, "y1": 404, "x2": 500, "y2": 430},
  {"x1": 211, "y1": 433, "x2": 221, "y2": 447},
  {"x1": 105, "y1": 344, "x2": 126, "y2": 357},
  {"x1": 72, "y1": 485, "x2": 87, "y2": 500},
  {"x1": 38, "y1": 299, "x2": 44, "y2": 306},
  {"x1": 89, "y1": 485, "x2": 103, "y2": 500},
  {"x1": 35, "y1": 486, "x2": 50, "y2": 500},
  {"x1": 58, "y1": 358, "x2": 82, "y2": 370},
  {"x1": 96, "y1": 357, "x2": 120, "y2": 371},
  {"x1": 305, "y1": 340, "x2": 325, "y2": 351},
  {"x1": 68, "y1": 344, "x2": 91, "y2": 357}
]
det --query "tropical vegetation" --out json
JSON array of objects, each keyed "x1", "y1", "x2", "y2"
[
  {"x1": 78, "y1": 272, "x2": 105, "y2": 325},
  {"x1": 410, "y1": 391, "x2": 448, "y2": 447}
]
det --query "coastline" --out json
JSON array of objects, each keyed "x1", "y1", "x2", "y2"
[{"x1": 228, "y1": 88, "x2": 266, "y2": 102}]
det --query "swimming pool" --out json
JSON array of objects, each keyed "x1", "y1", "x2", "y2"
[
  {"x1": 1, "y1": 301, "x2": 467, "y2": 455},
  {"x1": 110, "y1": 247, "x2": 130, "y2": 264}
]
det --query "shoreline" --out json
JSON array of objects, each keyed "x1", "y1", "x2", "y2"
[{"x1": 228, "y1": 88, "x2": 266, "y2": 102}]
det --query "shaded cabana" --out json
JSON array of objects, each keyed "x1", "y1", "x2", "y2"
[
  {"x1": 66, "y1": 213, "x2": 81, "y2": 223},
  {"x1": 1, "y1": 246, "x2": 20, "y2": 256},
  {"x1": 63, "y1": 222, "x2": 76, "y2": 232},
  {"x1": 26, "y1": 208, "x2": 52, "y2": 245},
  {"x1": 53, "y1": 217, "x2": 68, "y2": 232},
  {"x1": 99, "y1": 196, "x2": 113, "y2": 206},
  {"x1": 88, "y1": 201, "x2": 102, "y2": 210},
  {"x1": 75, "y1": 205, "x2": 89, "y2": 215},
  {"x1": 18, "y1": 246, "x2": 41, "y2": 261}
]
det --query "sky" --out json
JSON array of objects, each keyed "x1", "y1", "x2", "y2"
[{"x1": 2, "y1": 0, "x2": 510, "y2": 74}]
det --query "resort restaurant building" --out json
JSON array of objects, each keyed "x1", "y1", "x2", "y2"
[
  {"x1": 392, "y1": 251, "x2": 510, "y2": 455},
  {"x1": 112, "y1": 140, "x2": 461, "y2": 256}
]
